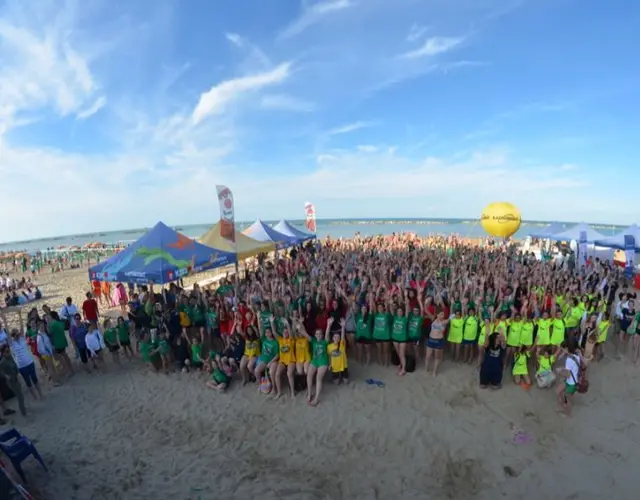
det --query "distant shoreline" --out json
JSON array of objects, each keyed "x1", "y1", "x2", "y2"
[{"x1": 2, "y1": 217, "x2": 626, "y2": 246}]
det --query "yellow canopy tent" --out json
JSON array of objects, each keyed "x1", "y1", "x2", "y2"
[{"x1": 199, "y1": 221, "x2": 276, "y2": 260}]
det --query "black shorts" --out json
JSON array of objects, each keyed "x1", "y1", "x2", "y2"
[
  {"x1": 107, "y1": 344, "x2": 120, "y2": 353},
  {"x1": 54, "y1": 347, "x2": 67, "y2": 355},
  {"x1": 332, "y1": 368, "x2": 349, "y2": 380},
  {"x1": 192, "y1": 361, "x2": 203, "y2": 369},
  {"x1": 356, "y1": 337, "x2": 372, "y2": 344},
  {"x1": 120, "y1": 340, "x2": 131, "y2": 347},
  {"x1": 193, "y1": 320, "x2": 206, "y2": 328},
  {"x1": 392, "y1": 339, "x2": 408, "y2": 344}
]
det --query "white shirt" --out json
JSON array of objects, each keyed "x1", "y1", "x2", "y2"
[
  {"x1": 36, "y1": 332, "x2": 54, "y2": 356},
  {"x1": 615, "y1": 300, "x2": 628, "y2": 319},
  {"x1": 59, "y1": 303, "x2": 79, "y2": 320},
  {"x1": 564, "y1": 354, "x2": 581, "y2": 386},
  {"x1": 85, "y1": 330, "x2": 105, "y2": 354},
  {"x1": 9, "y1": 336, "x2": 34, "y2": 369}
]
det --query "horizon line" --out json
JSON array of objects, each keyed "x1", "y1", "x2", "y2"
[{"x1": 0, "y1": 217, "x2": 630, "y2": 247}]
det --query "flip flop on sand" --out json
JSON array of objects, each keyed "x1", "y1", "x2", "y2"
[{"x1": 365, "y1": 379, "x2": 385, "y2": 388}]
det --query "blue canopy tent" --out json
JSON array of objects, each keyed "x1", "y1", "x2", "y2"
[
  {"x1": 529, "y1": 222, "x2": 567, "y2": 239},
  {"x1": 273, "y1": 219, "x2": 315, "y2": 242},
  {"x1": 242, "y1": 219, "x2": 298, "y2": 249},
  {"x1": 594, "y1": 224, "x2": 640, "y2": 251},
  {"x1": 89, "y1": 221, "x2": 235, "y2": 285},
  {"x1": 545, "y1": 222, "x2": 606, "y2": 243}
]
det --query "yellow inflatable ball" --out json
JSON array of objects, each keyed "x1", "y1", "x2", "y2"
[{"x1": 480, "y1": 202, "x2": 522, "y2": 238}]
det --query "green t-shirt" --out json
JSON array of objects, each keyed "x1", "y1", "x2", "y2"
[
  {"x1": 140, "y1": 341, "x2": 153, "y2": 362},
  {"x1": 26, "y1": 328, "x2": 37, "y2": 340},
  {"x1": 311, "y1": 338, "x2": 329, "y2": 367},
  {"x1": 355, "y1": 313, "x2": 372, "y2": 340},
  {"x1": 259, "y1": 311, "x2": 273, "y2": 332},
  {"x1": 408, "y1": 314, "x2": 423, "y2": 341},
  {"x1": 212, "y1": 368, "x2": 229, "y2": 385},
  {"x1": 189, "y1": 305, "x2": 205, "y2": 324},
  {"x1": 260, "y1": 337, "x2": 279, "y2": 362},
  {"x1": 104, "y1": 328, "x2": 117, "y2": 346},
  {"x1": 372, "y1": 313, "x2": 391, "y2": 341},
  {"x1": 216, "y1": 284, "x2": 233, "y2": 296},
  {"x1": 191, "y1": 344, "x2": 203, "y2": 362},
  {"x1": 49, "y1": 320, "x2": 68, "y2": 350},
  {"x1": 391, "y1": 316, "x2": 408, "y2": 342},
  {"x1": 158, "y1": 339, "x2": 171, "y2": 355},
  {"x1": 206, "y1": 309, "x2": 218, "y2": 328},
  {"x1": 117, "y1": 324, "x2": 130, "y2": 343}
]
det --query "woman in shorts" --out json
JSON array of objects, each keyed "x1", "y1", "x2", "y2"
[
  {"x1": 239, "y1": 325, "x2": 260, "y2": 385},
  {"x1": 254, "y1": 319, "x2": 279, "y2": 390},
  {"x1": 298, "y1": 318, "x2": 331, "y2": 406},
  {"x1": 425, "y1": 311, "x2": 448, "y2": 376}
]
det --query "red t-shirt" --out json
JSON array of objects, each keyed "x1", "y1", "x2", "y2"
[
  {"x1": 315, "y1": 309, "x2": 328, "y2": 333},
  {"x1": 82, "y1": 299, "x2": 99, "y2": 322}
]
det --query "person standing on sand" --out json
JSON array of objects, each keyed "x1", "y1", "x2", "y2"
[
  {"x1": 425, "y1": 311, "x2": 448, "y2": 376},
  {"x1": 4, "y1": 310, "x2": 43, "y2": 401},
  {"x1": 45, "y1": 311, "x2": 75, "y2": 377},
  {"x1": 556, "y1": 338, "x2": 583, "y2": 417},
  {"x1": 479, "y1": 328, "x2": 506, "y2": 389},
  {"x1": 82, "y1": 292, "x2": 100, "y2": 327},
  {"x1": 0, "y1": 344, "x2": 27, "y2": 417}
]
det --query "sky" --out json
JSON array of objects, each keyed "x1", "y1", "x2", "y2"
[{"x1": 0, "y1": 0, "x2": 639, "y2": 243}]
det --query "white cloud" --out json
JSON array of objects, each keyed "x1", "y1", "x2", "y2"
[
  {"x1": 260, "y1": 94, "x2": 316, "y2": 112},
  {"x1": 407, "y1": 24, "x2": 428, "y2": 42},
  {"x1": 279, "y1": 0, "x2": 353, "y2": 39},
  {"x1": 225, "y1": 32, "x2": 271, "y2": 68},
  {"x1": 192, "y1": 63, "x2": 292, "y2": 124},
  {"x1": 327, "y1": 121, "x2": 375, "y2": 135},
  {"x1": 0, "y1": 2, "x2": 101, "y2": 132},
  {"x1": 400, "y1": 36, "x2": 465, "y2": 59},
  {"x1": 76, "y1": 96, "x2": 107, "y2": 120},
  {"x1": 356, "y1": 145, "x2": 378, "y2": 153}
]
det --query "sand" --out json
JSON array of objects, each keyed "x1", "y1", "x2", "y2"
[{"x1": 1, "y1": 268, "x2": 639, "y2": 499}]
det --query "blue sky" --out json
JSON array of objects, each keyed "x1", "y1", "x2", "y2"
[{"x1": 0, "y1": 0, "x2": 639, "y2": 242}]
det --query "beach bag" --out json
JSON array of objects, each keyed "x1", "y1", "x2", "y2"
[
  {"x1": 535, "y1": 369, "x2": 555, "y2": 389},
  {"x1": 405, "y1": 354, "x2": 416, "y2": 373},
  {"x1": 570, "y1": 355, "x2": 589, "y2": 394},
  {"x1": 259, "y1": 376, "x2": 272, "y2": 394}
]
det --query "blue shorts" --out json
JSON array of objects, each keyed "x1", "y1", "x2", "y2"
[
  {"x1": 426, "y1": 337, "x2": 445, "y2": 349},
  {"x1": 462, "y1": 338, "x2": 476, "y2": 345}
]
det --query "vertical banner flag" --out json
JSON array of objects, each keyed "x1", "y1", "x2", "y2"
[
  {"x1": 304, "y1": 202, "x2": 317, "y2": 233},
  {"x1": 216, "y1": 185, "x2": 235, "y2": 244},
  {"x1": 624, "y1": 234, "x2": 635, "y2": 280},
  {"x1": 578, "y1": 231, "x2": 588, "y2": 269}
]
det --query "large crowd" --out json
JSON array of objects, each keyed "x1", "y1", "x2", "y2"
[{"x1": 0, "y1": 234, "x2": 639, "y2": 421}]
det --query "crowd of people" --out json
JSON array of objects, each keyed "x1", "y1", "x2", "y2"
[{"x1": 0, "y1": 234, "x2": 638, "y2": 420}]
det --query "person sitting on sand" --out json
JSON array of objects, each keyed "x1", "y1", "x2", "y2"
[
  {"x1": 297, "y1": 318, "x2": 330, "y2": 406},
  {"x1": 512, "y1": 344, "x2": 531, "y2": 387},
  {"x1": 239, "y1": 325, "x2": 260, "y2": 385},
  {"x1": 206, "y1": 359, "x2": 230, "y2": 392},
  {"x1": 273, "y1": 319, "x2": 296, "y2": 398},
  {"x1": 535, "y1": 345, "x2": 559, "y2": 388},
  {"x1": 254, "y1": 318, "x2": 279, "y2": 392}
]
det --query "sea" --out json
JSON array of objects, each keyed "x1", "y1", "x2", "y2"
[{"x1": 0, "y1": 218, "x2": 625, "y2": 254}]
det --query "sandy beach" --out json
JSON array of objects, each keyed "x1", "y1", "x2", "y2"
[{"x1": 0, "y1": 267, "x2": 639, "y2": 499}]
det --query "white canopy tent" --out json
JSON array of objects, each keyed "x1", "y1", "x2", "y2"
[
  {"x1": 594, "y1": 224, "x2": 640, "y2": 251},
  {"x1": 546, "y1": 222, "x2": 606, "y2": 243}
]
